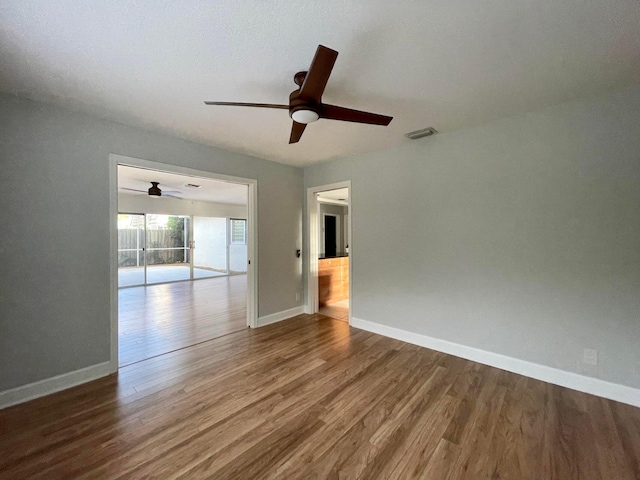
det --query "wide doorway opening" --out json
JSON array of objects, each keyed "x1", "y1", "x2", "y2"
[{"x1": 114, "y1": 160, "x2": 256, "y2": 367}]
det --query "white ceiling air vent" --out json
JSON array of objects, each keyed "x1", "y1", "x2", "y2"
[{"x1": 405, "y1": 127, "x2": 437, "y2": 140}]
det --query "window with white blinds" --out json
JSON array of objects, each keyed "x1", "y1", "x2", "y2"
[{"x1": 230, "y1": 218, "x2": 247, "y2": 244}]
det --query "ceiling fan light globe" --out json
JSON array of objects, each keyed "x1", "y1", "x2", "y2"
[{"x1": 291, "y1": 109, "x2": 319, "y2": 124}]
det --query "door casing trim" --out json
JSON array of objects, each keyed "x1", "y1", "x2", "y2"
[
  {"x1": 109, "y1": 154, "x2": 258, "y2": 372},
  {"x1": 306, "y1": 181, "x2": 351, "y2": 321}
]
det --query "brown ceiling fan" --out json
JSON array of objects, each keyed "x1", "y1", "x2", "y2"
[
  {"x1": 120, "y1": 182, "x2": 182, "y2": 198},
  {"x1": 204, "y1": 45, "x2": 393, "y2": 144}
]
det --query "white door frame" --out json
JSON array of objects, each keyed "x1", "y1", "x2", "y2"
[
  {"x1": 306, "y1": 181, "x2": 351, "y2": 321},
  {"x1": 188, "y1": 215, "x2": 194, "y2": 279},
  {"x1": 344, "y1": 214, "x2": 349, "y2": 252},
  {"x1": 109, "y1": 154, "x2": 258, "y2": 373}
]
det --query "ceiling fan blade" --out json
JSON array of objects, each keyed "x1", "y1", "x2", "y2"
[
  {"x1": 289, "y1": 121, "x2": 307, "y2": 144},
  {"x1": 120, "y1": 187, "x2": 146, "y2": 194},
  {"x1": 298, "y1": 45, "x2": 338, "y2": 103},
  {"x1": 320, "y1": 104, "x2": 393, "y2": 126},
  {"x1": 204, "y1": 101, "x2": 289, "y2": 109}
]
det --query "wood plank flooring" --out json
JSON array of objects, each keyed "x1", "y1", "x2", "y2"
[
  {"x1": 1, "y1": 315, "x2": 639, "y2": 479},
  {"x1": 118, "y1": 275, "x2": 247, "y2": 366},
  {"x1": 319, "y1": 298, "x2": 349, "y2": 322}
]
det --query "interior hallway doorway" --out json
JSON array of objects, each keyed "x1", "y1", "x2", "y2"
[{"x1": 307, "y1": 182, "x2": 351, "y2": 323}]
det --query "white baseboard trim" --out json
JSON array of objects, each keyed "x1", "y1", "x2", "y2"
[
  {"x1": 350, "y1": 317, "x2": 640, "y2": 408},
  {"x1": 257, "y1": 306, "x2": 305, "y2": 328},
  {"x1": 0, "y1": 361, "x2": 112, "y2": 410}
]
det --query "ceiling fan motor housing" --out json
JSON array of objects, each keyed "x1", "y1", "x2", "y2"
[
  {"x1": 289, "y1": 89, "x2": 320, "y2": 124},
  {"x1": 148, "y1": 182, "x2": 162, "y2": 197}
]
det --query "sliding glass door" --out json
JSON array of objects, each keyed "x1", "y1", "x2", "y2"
[
  {"x1": 118, "y1": 214, "x2": 146, "y2": 287},
  {"x1": 146, "y1": 215, "x2": 190, "y2": 284},
  {"x1": 118, "y1": 213, "x2": 247, "y2": 287}
]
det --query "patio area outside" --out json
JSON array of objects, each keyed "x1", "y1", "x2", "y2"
[
  {"x1": 118, "y1": 264, "x2": 227, "y2": 287},
  {"x1": 118, "y1": 214, "x2": 247, "y2": 288}
]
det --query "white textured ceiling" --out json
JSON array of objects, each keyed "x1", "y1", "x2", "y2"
[
  {"x1": 118, "y1": 165, "x2": 248, "y2": 205},
  {"x1": 318, "y1": 188, "x2": 349, "y2": 206},
  {"x1": 2, "y1": 1, "x2": 639, "y2": 167}
]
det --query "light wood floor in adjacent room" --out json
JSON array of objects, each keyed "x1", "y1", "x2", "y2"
[
  {"x1": 118, "y1": 275, "x2": 247, "y2": 366},
  {"x1": 319, "y1": 298, "x2": 349, "y2": 322},
  {"x1": 1, "y1": 315, "x2": 639, "y2": 479}
]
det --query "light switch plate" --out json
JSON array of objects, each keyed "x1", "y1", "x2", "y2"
[{"x1": 583, "y1": 348, "x2": 598, "y2": 366}]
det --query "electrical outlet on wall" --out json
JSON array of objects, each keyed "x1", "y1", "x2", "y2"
[
  {"x1": 296, "y1": 292, "x2": 300, "y2": 302},
  {"x1": 583, "y1": 348, "x2": 598, "y2": 366}
]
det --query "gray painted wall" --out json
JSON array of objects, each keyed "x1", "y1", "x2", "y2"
[
  {"x1": 304, "y1": 85, "x2": 640, "y2": 390},
  {"x1": 0, "y1": 94, "x2": 303, "y2": 392}
]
